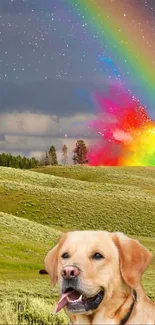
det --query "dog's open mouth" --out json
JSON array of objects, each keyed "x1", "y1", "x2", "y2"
[{"x1": 54, "y1": 288, "x2": 104, "y2": 314}]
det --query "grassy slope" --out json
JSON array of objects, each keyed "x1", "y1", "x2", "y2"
[
  {"x1": 0, "y1": 211, "x2": 68, "y2": 324},
  {"x1": 0, "y1": 212, "x2": 61, "y2": 278},
  {"x1": 0, "y1": 166, "x2": 155, "y2": 235},
  {"x1": 0, "y1": 165, "x2": 155, "y2": 323}
]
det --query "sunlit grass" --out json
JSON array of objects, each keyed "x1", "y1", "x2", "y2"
[
  {"x1": 0, "y1": 166, "x2": 155, "y2": 324},
  {"x1": 0, "y1": 166, "x2": 155, "y2": 236}
]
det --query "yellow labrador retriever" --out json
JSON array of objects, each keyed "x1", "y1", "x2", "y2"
[{"x1": 44, "y1": 231, "x2": 155, "y2": 324}]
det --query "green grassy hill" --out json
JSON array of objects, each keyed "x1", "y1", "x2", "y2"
[
  {"x1": 0, "y1": 211, "x2": 68, "y2": 324},
  {"x1": 1, "y1": 165, "x2": 155, "y2": 235},
  {"x1": 0, "y1": 165, "x2": 155, "y2": 324}
]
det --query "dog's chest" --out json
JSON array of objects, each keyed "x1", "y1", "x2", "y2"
[
  {"x1": 92, "y1": 314, "x2": 117, "y2": 325},
  {"x1": 70, "y1": 315, "x2": 117, "y2": 325}
]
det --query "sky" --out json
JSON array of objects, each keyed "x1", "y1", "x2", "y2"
[{"x1": 0, "y1": 0, "x2": 155, "y2": 163}]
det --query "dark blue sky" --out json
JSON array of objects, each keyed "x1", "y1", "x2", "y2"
[{"x1": 0, "y1": 0, "x2": 155, "y2": 160}]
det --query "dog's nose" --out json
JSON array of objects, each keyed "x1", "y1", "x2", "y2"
[{"x1": 61, "y1": 266, "x2": 80, "y2": 280}]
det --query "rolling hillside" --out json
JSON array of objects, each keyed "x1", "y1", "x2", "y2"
[{"x1": 0, "y1": 165, "x2": 155, "y2": 324}]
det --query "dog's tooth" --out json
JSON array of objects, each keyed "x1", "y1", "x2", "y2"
[
  {"x1": 67, "y1": 297, "x2": 72, "y2": 302},
  {"x1": 67, "y1": 295, "x2": 83, "y2": 303}
]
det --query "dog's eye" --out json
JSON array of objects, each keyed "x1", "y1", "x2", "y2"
[
  {"x1": 92, "y1": 253, "x2": 104, "y2": 260},
  {"x1": 61, "y1": 252, "x2": 69, "y2": 259}
]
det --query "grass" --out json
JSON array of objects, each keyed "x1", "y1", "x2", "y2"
[
  {"x1": 0, "y1": 296, "x2": 68, "y2": 325},
  {"x1": 0, "y1": 166, "x2": 155, "y2": 236},
  {"x1": 0, "y1": 212, "x2": 61, "y2": 277},
  {"x1": 0, "y1": 211, "x2": 67, "y2": 324},
  {"x1": 0, "y1": 165, "x2": 155, "y2": 324},
  {"x1": 33, "y1": 165, "x2": 155, "y2": 185}
]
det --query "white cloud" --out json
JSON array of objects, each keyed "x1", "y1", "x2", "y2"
[
  {"x1": 0, "y1": 111, "x2": 98, "y2": 163},
  {"x1": 0, "y1": 111, "x2": 95, "y2": 137}
]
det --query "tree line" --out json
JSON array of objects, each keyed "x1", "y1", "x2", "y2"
[
  {"x1": 0, "y1": 140, "x2": 88, "y2": 169},
  {"x1": 0, "y1": 153, "x2": 39, "y2": 169}
]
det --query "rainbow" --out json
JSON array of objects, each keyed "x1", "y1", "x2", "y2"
[
  {"x1": 65, "y1": 0, "x2": 155, "y2": 112},
  {"x1": 86, "y1": 84, "x2": 155, "y2": 166}
]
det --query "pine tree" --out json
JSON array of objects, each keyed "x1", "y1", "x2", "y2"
[
  {"x1": 45, "y1": 151, "x2": 50, "y2": 166},
  {"x1": 62, "y1": 144, "x2": 68, "y2": 166},
  {"x1": 48, "y1": 145, "x2": 58, "y2": 165},
  {"x1": 0, "y1": 153, "x2": 39, "y2": 169},
  {"x1": 72, "y1": 140, "x2": 88, "y2": 164}
]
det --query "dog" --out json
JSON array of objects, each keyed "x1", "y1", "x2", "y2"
[{"x1": 42, "y1": 230, "x2": 155, "y2": 324}]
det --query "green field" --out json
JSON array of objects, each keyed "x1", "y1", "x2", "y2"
[{"x1": 0, "y1": 165, "x2": 155, "y2": 324}]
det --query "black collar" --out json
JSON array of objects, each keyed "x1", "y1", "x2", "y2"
[{"x1": 119, "y1": 289, "x2": 137, "y2": 325}]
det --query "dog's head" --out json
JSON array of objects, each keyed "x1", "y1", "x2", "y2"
[{"x1": 44, "y1": 231, "x2": 152, "y2": 315}]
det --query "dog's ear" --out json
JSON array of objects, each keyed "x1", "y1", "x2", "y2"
[
  {"x1": 44, "y1": 244, "x2": 59, "y2": 286},
  {"x1": 112, "y1": 232, "x2": 152, "y2": 288},
  {"x1": 44, "y1": 233, "x2": 67, "y2": 287}
]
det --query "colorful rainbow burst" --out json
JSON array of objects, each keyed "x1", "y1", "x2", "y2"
[{"x1": 87, "y1": 85, "x2": 155, "y2": 166}]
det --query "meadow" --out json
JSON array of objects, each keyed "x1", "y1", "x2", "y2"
[{"x1": 0, "y1": 165, "x2": 155, "y2": 324}]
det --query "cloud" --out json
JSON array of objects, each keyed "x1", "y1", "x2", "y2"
[
  {"x1": 0, "y1": 112, "x2": 56, "y2": 136},
  {"x1": 0, "y1": 78, "x2": 106, "y2": 116},
  {"x1": 0, "y1": 111, "x2": 96, "y2": 137},
  {"x1": 2, "y1": 135, "x2": 62, "y2": 151},
  {"x1": 0, "y1": 111, "x2": 97, "y2": 162},
  {"x1": 0, "y1": 77, "x2": 104, "y2": 162}
]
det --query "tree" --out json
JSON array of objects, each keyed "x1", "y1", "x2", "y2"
[
  {"x1": 0, "y1": 152, "x2": 39, "y2": 169},
  {"x1": 48, "y1": 145, "x2": 58, "y2": 165},
  {"x1": 39, "y1": 152, "x2": 46, "y2": 166},
  {"x1": 45, "y1": 151, "x2": 50, "y2": 166},
  {"x1": 72, "y1": 139, "x2": 88, "y2": 164},
  {"x1": 39, "y1": 152, "x2": 49, "y2": 166},
  {"x1": 61, "y1": 144, "x2": 68, "y2": 166}
]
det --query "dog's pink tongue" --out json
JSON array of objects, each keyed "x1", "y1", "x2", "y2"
[{"x1": 54, "y1": 291, "x2": 73, "y2": 314}]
